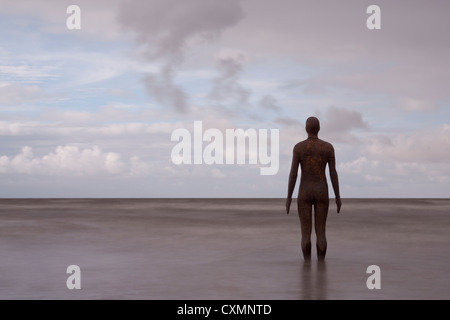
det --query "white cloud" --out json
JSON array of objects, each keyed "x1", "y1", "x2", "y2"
[
  {"x1": 0, "y1": 120, "x2": 184, "y2": 137},
  {"x1": 40, "y1": 111, "x2": 94, "y2": 124},
  {"x1": 0, "y1": 64, "x2": 57, "y2": 83},
  {"x1": 0, "y1": 155, "x2": 9, "y2": 172},
  {"x1": 0, "y1": 121, "x2": 37, "y2": 135},
  {"x1": 365, "y1": 124, "x2": 450, "y2": 163},
  {"x1": 340, "y1": 157, "x2": 379, "y2": 175},
  {"x1": 129, "y1": 156, "x2": 153, "y2": 177},
  {"x1": 338, "y1": 135, "x2": 450, "y2": 197},
  {"x1": 0, "y1": 82, "x2": 45, "y2": 105},
  {"x1": 398, "y1": 97, "x2": 436, "y2": 112},
  {"x1": 221, "y1": 0, "x2": 450, "y2": 113},
  {"x1": 339, "y1": 154, "x2": 450, "y2": 189},
  {"x1": 52, "y1": 51, "x2": 146, "y2": 87},
  {"x1": 0, "y1": 145, "x2": 124, "y2": 176},
  {"x1": 0, "y1": 0, "x2": 449, "y2": 198}
]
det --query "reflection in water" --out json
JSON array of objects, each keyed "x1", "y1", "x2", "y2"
[
  {"x1": 316, "y1": 262, "x2": 327, "y2": 300},
  {"x1": 301, "y1": 261, "x2": 328, "y2": 300}
]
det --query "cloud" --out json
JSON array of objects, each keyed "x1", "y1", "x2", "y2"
[
  {"x1": 143, "y1": 67, "x2": 188, "y2": 113},
  {"x1": 365, "y1": 124, "x2": 450, "y2": 163},
  {"x1": 338, "y1": 124, "x2": 450, "y2": 196},
  {"x1": 0, "y1": 82, "x2": 45, "y2": 105},
  {"x1": 108, "y1": 88, "x2": 135, "y2": 99},
  {"x1": 0, "y1": 0, "x2": 122, "y2": 40},
  {"x1": 0, "y1": 144, "x2": 160, "y2": 178},
  {"x1": 321, "y1": 106, "x2": 368, "y2": 132},
  {"x1": 299, "y1": 65, "x2": 448, "y2": 112},
  {"x1": 0, "y1": 121, "x2": 38, "y2": 136},
  {"x1": 0, "y1": 145, "x2": 124, "y2": 176},
  {"x1": 0, "y1": 0, "x2": 449, "y2": 198},
  {"x1": 339, "y1": 155, "x2": 450, "y2": 193},
  {"x1": 398, "y1": 97, "x2": 436, "y2": 112},
  {"x1": 118, "y1": 0, "x2": 244, "y2": 60},
  {"x1": 129, "y1": 156, "x2": 153, "y2": 177},
  {"x1": 317, "y1": 106, "x2": 369, "y2": 143},
  {"x1": 117, "y1": 0, "x2": 245, "y2": 112},
  {"x1": 0, "y1": 64, "x2": 57, "y2": 83},
  {"x1": 340, "y1": 156, "x2": 379, "y2": 176},
  {"x1": 259, "y1": 94, "x2": 281, "y2": 113},
  {"x1": 209, "y1": 55, "x2": 250, "y2": 107},
  {"x1": 221, "y1": 0, "x2": 450, "y2": 113},
  {"x1": 0, "y1": 120, "x2": 183, "y2": 137},
  {"x1": 86, "y1": 122, "x2": 181, "y2": 136},
  {"x1": 3, "y1": 0, "x2": 449, "y2": 114}
]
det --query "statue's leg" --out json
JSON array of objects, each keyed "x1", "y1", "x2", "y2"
[
  {"x1": 314, "y1": 203, "x2": 329, "y2": 261},
  {"x1": 298, "y1": 203, "x2": 312, "y2": 261}
]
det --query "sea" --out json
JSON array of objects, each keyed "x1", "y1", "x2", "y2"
[{"x1": 0, "y1": 198, "x2": 448, "y2": 300}]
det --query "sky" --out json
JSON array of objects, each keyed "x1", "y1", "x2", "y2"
[{"x1": 0, "y1": 0, "x2": 449, "y2": 198}]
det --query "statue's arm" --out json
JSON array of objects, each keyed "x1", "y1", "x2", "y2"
[
  {"x1": 328, "y1": 146, "x2": 342, "y2": 213},
  {"x1": 286, "y1": 148, "x2": 300, "y2": 214}
]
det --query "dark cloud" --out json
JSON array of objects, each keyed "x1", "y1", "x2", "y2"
[
  {"x1": 321, "y1": 106, "x2": 368, "y2": 132},
  {"x1": 118, "y1": 0, "x2": 244, "y2": 59},
  {"x1": 209, "y1": 55, "x2": 250, "y2": 106},
  {"x1": 143, "y1": 66, "x2": 187, "y2": 113},
  {"x1": 118, "y1": 0, "x2": 245, "y2": 112},
  {"x1": 259, "y1": 95, "x2": 281, "y2": 113},
  {"x1": 316, "y1": 106, "x2": 369, "y2": 143},
  {"x1": 118, "y1": 0, "x2": 450, "y2": 113}
]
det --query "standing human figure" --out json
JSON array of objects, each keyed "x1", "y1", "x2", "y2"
[{"x1": 286, "y1": 117, "x2": 342, "y2": 261}]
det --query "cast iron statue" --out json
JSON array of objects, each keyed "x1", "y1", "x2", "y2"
[{"x1": 286, "y1": 117, "x2": 341, "y2": 261}]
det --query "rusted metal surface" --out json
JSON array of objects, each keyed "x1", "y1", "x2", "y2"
[{"x1": 286, "y1": 117, "x2": 341, "y2": 261}]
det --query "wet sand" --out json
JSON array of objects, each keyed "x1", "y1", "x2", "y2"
[{"x1": 0, "y1": 198, "x2": 448, "y2": 300}]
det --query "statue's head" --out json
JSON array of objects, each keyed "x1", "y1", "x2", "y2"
[{"x1": 306, "y1": 116, "x2": 320, "y2": 135}]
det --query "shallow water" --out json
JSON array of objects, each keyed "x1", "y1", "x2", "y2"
[{"x1": 0, "y1": 198, "x2": 448, "y2": 300}]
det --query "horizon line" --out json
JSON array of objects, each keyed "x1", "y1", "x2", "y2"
[{"x1": 0, "y1": 197, "x2": 449, "y2": 200}]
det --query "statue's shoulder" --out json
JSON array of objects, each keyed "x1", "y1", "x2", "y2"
[
  {"x1": 318, "y1": 139, "x2": 334, "y2": 150},
  {"x1": 294, "y1": 139, "x2": 308, "y2": 150}
]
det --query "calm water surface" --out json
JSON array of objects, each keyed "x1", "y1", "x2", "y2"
[{"x1": 0, "y1": 198, "x2": 448, "y2": 300}]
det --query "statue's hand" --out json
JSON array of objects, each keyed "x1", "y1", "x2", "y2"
[
  {"x1": 336, "y1": 198, "x2": 342, "y2": 214},
  {"x1": 286, "y1": 198, "x2": 292, "y2": 214}
]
